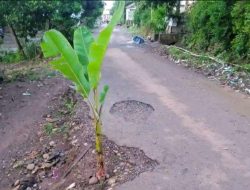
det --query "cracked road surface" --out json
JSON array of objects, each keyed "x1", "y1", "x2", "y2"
[{"x1": 102, "y1": 27, "x2": 250, "y2": 190}]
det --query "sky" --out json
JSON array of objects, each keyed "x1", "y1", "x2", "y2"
[{"x1": 104, "y1": 1, "x2": 114, "y2": 10}]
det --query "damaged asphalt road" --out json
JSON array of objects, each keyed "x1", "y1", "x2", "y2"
[{"x1": 101, "y1": 27, "x2": 250, "y2": 190}]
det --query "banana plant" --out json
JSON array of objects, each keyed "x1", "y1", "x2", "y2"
[{"x1": 41, "y1": 2, "x2": 125, "y2": 180}]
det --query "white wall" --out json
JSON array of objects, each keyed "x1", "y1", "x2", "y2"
[{"x1": 126, "y1": 8, "x2": 136, "y2": 21}]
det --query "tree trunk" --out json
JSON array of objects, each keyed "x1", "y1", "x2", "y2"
[
  {"x1": 45, "y1": 19, "x2": 50, "y2": 30},
  {"x1": 176, "y1": 0, "x2": 181, "y2": 15},
  {"x1": 9, "y1": 25, "x2": 25, "y2": 57}
]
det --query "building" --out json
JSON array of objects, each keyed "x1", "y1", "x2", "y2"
[
  {"x1": 102, "y1": 2, "x2": 112, "y2": 23},
  {"x1": 126, "y1": 3, "x2": 136, "y2": 25},
  {"x1": 102, "y1": 9, "x2": 111, "y2": 23}
]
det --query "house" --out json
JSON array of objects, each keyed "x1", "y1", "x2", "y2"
[
  {"x1": 102, "y1": 8, "x2": 111, "y2": 23},
  {"x1": 102, "y1": 2, "x2": 111, "y2": 23},
  {"x1": 126, "y1": 3, "x2": 136, "y2": 25}
]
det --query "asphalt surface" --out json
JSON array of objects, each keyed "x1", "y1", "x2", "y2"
[{"x1": 101, "y1": 27, "x2": 250, "y2": 190}]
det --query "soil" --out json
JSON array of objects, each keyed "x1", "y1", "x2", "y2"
[{"x1": 0, "y1": 69, "x2": 158, "y2": 190}]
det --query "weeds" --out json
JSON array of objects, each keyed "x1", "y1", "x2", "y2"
[
  {"x1": 2, "y1": 64, "x2": 56, "y2": 82},
  {"x1": 64, "y1": 98, "x2": 75, "y2": 114},
  {"x1": 44, "y1": 123, "x2": 54, "y2": 136},
  {"x1": 168, "y1": 46, "x2": 212, "y2": 66},
  {"x1": 44, "y1": 122, "x2": 71, "y2": 137},
  {"x1": 0, "y1": 52, "x2": 23, "y2": 64},
  {"x1": 60, "y1": 124, "x2": 70, "y2": 138}
]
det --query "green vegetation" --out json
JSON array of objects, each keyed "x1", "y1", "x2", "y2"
[
  {"x1": 0, "y1": 42, "x2": 41, "y2": 64},
  {"x1": 44, "y1": 123, "x2": 55, "y2": 136},
  {"x1": 2, "y1": 63, "x2": 55, "y2": 82},
  {"x1": 44, "y1": 122, "x2": 69, "y2": 136},
  {"x1": 132, "y1": 1, "x2": 178, "y2": 36},
  {"x1": 0, "y1": 0, "x2": 103, "y2": 58},
  {"x1": 0, "y1": 52, "x2": 23, "y2": 64},
  {"x1": 231, "y1": 1, "x2": 250, "y2": 63},
  {"x1": 44, "y1": 122, "x2": 71, "y2": 137},
  {"x1": 168, "y1": 46, "x2": 215, "y2": 67},
  {"x1": 40, "y1": 1, "x2": 125, "y2": 180},
  {"x1": 133, "y1": 2, "x2": 169, "y2": 35},
  {"x1": 24, "y1": 42, "x2": 41, "y2": 60},
  {"x1": 59, "y1": 124, "x2": 70, "y2": 137},
  {"x1": 184, "y1": 0, "x2": 250, "y2": 65},
  {"x1": 135, "y1": 3, "x2": 169, "y2": 33},
  {"x1": 64, "y1": 97, "x2": 76, "y2": 114},
  {"x1": 132, "y1": 0, "x2": 249, "y2": 69}
]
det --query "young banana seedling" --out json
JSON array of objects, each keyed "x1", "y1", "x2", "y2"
[{"x1": 41, "y1": 2, "x2": 125, "y2": 180}]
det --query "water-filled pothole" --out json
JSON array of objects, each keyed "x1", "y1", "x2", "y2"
[{"x1": 110, "y1": 100, "x2": 154, "y2": 123}]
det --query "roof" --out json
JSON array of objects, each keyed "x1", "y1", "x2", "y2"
[{"x1": 126, "y1": 3, "x2": 136, "y2": 9}]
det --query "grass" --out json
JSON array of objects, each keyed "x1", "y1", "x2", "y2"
[
  {"x1": 2, "y1": 62, "x2": 57, "y2": 82},
  {"x1": 168, "y1": 46, "x2": 215, "y2": 67},
  {"x1": 168, "y1": 46, "x2": 250, "y2": 74},
  {"x1": 44, "y1": 123, "x2": 55, "y2": 136},
  {"x1": 60, "y1": 124, "x2": 70, "y2": 138},
  {"x1": 0, "y1": 52, "x2": 24, "y2": 64},
  {"x1": 43, "y1": 122, "x2": 70, "y2": 137},
  {"x1": 64, "y1": 98, "x2": 75, "y2": 113}
]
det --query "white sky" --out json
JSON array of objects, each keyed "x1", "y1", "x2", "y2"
[{"x1": 104, "y1": 1, "x2": 114, "y2": 10}]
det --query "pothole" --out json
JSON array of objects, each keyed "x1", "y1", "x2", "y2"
[{"x1": 110, "y1": 100, "x2": 154, "y2": 123}]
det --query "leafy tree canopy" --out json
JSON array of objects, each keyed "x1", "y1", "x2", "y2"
[
  {"x1": 0, "y1": 0, "x2": 104, "y2": 40},
  {"x1": 185, "y1": 0, "x2": 250, "y2": 64}
]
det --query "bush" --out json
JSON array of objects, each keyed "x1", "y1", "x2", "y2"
[
  {"x1": 134, "y1": 2, "x2": 168, "y2": 34},
  {"x1": 185, "y1": 1, "x2": 232, "y2": 53},
  {"x1": 184, "y1": 0, "x2": 250, "y2": 67},
  {"x1": 0, "y1": 42, "x2": 41, "y2": 64},
  {"x1": 24, "y1": 41, "x2": 41, "y2": 60},
  {"x1": 0, "y1": 52, "x2": 23, "y2": 64},
  {"x1": 134, "y1": 2, "x2": 151, "y2": 27},
  {"x1": 151, "y1": 4, "x2": 168, "y2": 33},
  {"x1": 231, "y1": 1, "x2": 250, "y2": 62}
]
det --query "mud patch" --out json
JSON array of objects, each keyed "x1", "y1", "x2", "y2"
[{"x1": 110, "y1": 100, "x2": 154, "y2": 123}]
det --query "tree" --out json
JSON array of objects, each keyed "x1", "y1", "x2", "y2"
[
  {"x1": 184, "y1": 0, "x2": 250, "y2": 64},
  {"x1": 185, "y1": 1, "x2": 234, "y2": 52},
  {"x1": 133, "y1": 1, "x2": 172, "y2": 33},
  {"x1": 0, "y1": 0, "x2": 103, "y2": 57},
  {"x1": 231, "y1": 1, "x2": 250, "y2": 62},
  {"x1": 81, "y1": 0, "x2": 104, "y2": 28}
]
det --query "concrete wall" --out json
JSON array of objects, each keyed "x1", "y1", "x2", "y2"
[{"x1": 159, "y1": 33, "x2": 179, "y2": 45}]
